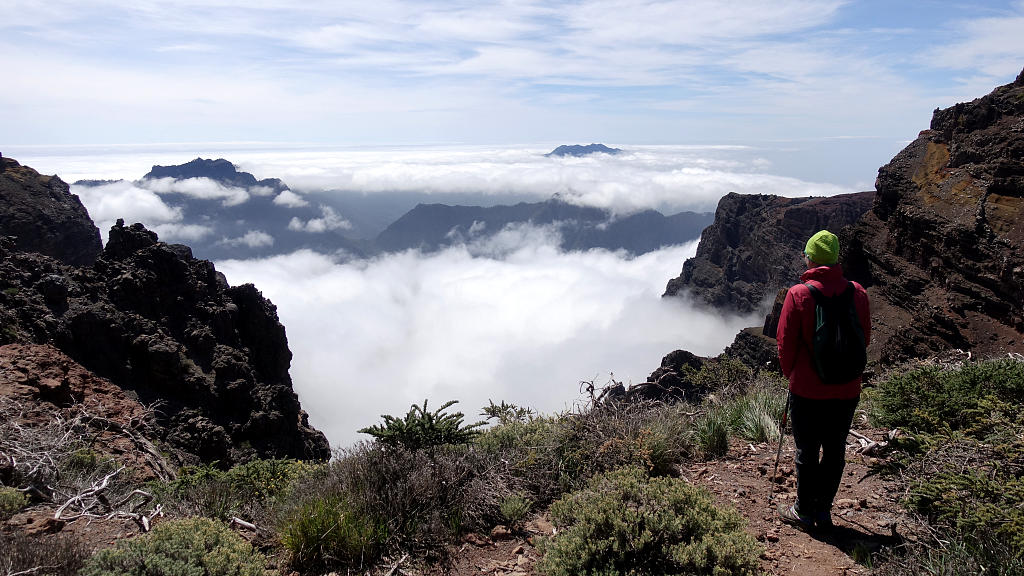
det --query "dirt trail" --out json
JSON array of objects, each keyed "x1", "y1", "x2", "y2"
[{"x1": 443, "y1": 423, "x2": 913, "y2": 576}]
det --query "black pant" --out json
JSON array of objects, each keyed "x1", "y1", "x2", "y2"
[{"x1": 790, "y1": 393, "x2": 859, "y2": 518}]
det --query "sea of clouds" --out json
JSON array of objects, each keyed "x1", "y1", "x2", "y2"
[
  {"x1": 216, "y1": 232, "x2": 760, "y2": 447},
  {"x1": 13, "y1": 143, "x2": 854, "y2": 447}
]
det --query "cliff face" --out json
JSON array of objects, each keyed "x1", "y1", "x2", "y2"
[
  {"x1": 0, "y1": 160, "x2": 330, "y2": 465},
  {"x1": 0, "y1": 155, "x2": 102, "y2": 267},
  {"x1": 663, "y1": 191, "x2": 874, "y2": 314},
  {"x1": 840, "y1": 69, "x2": 1024, "y2": 364}
]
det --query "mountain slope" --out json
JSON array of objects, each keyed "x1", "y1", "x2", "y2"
[{"x1": 376, "y1": 199, "x2": 713, "y2": 255}]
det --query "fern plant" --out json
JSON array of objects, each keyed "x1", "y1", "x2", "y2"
[{"x1": 359, "y1": 399, "x2": 485, "y2": 451}]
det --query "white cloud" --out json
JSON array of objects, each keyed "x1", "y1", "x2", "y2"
[
  {"x1": 218, "y1": 230, "x2": 275, "y2": 248},
  {"x1": 287, "y1": 206, "x2": 352, "y2": 233},
  {"x1": 142, "y1": 177, "x2": 250, "y2": 207},
  {"x1": 249, "y1": 185, "x2": 276, "y2": 197},
  {"x1": 217, "y1": 233, "x2": 761, "y2": 448},
  {"x1": 71, "y1": 180, "x2": 214, "y2": 244},
  {"x1": 273, "y1": 189, "x2": 310, "y2": 207},
  {"x1": 231, "y1": 145, "x2": 857, "y2": 214}
]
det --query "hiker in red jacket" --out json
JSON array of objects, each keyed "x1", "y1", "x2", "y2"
[{"x1": 776, "y1": 230, "x2": 871, "y2": 530}]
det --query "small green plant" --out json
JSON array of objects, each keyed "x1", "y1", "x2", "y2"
[
  {"x1": 726, "y1": 385, "x2": 786, "y2": 443},
  {"x1": 538, "y1": 466, "x2": 760, "y2": 576},
  {"x1": 359, "y1": 399, "x2": 485, "y2": 451},
  {"x1": 499, "y1": 492, "x2": 533, "y2": 528},
  {"x1": 482, "y1": 399, "x2": 535, "y2": 424},
  {"x1": 0, "y1": 486, "x2": 28, "y2": 519},
  {"x1": 695, "y1": 408, "x2": 730, "y2": 459},
  {"x1": 66, "y1": 448, "x2": 100, "y2": 471},
  {"x1": 280, "y1": 496, "x2": 386, "y2": 573},
  {"x1": 81, "y1": 517, "x2": 266, "y2": 576}
]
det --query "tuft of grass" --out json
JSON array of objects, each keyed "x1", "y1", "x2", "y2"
[
  {"x1": 0, "y1": 532, "x2": 88, "y2": 576},
  {"x1": 279, "y1": 496, "x2": 386, "y2": 573},
  {"x1": 694, "y1": 408, "x2": 730, "y2": 459}
]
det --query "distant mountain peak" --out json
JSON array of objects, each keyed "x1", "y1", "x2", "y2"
[
  {"x1": 143, "y1": 157, "x2": 289, "y2": 193},
  {"x1": 545, "y1": 144, "x2": 622, "y2": 157}
]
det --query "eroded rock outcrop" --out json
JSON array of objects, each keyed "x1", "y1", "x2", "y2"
[
  {"x1": 0, "y1": 162, "x2": 330, "y2": 466},
  {"x1": 664, "y1": 191, "x2": 874, "y2": 314},
  {"x1": 839, "y1": 69, "x2": 1024, "y2": 364},
  {"x1": 0, "y1": 154, "x2": 102, "y2": 267}
]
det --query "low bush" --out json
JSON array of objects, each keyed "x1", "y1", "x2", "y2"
[
  {"x1": 870, "y1": 356, "x2": 1024, "y2": 567},
  {"x1": 499, "y1": 491, "x2": 533, "y2": 528},
  {"x1": 537, "y1": 466, "x2": 760, "y2": 576},
  {"x1": 870, "y1": 356, "x2": 1024, "y2": 438},
  {"x1": 151, "y1": 458, "x2": 321, "y2": 521},
  {"x1": 475, "y1": 399, "x2": 695, "y2": 504},
  {"x1": 81, "y1": 517, "x2": 266, "y2": 576},
  {"x1": 874, "y1": 531, "x2": 1024, "y2": 576},
  {"x1": 724, "y1": 381, "x2": 786, "y2": 444},
  {"x1": 0, "y1": 532, "x2": 89, "y2": 576},
  {"x1": 0, "y1": 485, "x2": 28, "y2": 519},
  {"x1": 278, "y1": 441, "x2": 499, "y2": 570}
]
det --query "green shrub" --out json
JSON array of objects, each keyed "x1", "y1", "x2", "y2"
[
  {"x1": 81, "y1": 517, "x2": 266, "y2": 576},
  {"x1": 874, "y1": 531, "x2": 1024, "y2": 576},
  {"x1": 870, "y1": 357, "x2": 1024, "y2": 565},
  {"x1": 280, "y1": 495, "x2": 386, "y2": 572},
  {"x1": 871, "y1": 357, "x2": 1024, "y2": 438},
  {"x1": 0, "y1": 485, "x2": 28, "y2": 519},
  {"x1": 0, "y1": 532, "x2": 88, "y2": 576},
  {"x1": 151, "y1": 458, "x2": 321, "y2": 521},
  {"x1": 278, "y1": 441, "x2": 496, "y2": 569},
  {"x1": 538, "y1": 466, "x2": 760, "y2": 576},
  {"x1": 482, "y1": 399, "x2": 535, "y2": 425},
  {"x1": 359, "y1": 399, "x2": 485, "y2": 451},
  {"x1": 499, "y1": 492, "x2": 533, "y2": 527}
]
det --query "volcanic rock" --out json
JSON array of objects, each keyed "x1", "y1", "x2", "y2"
[
  {"x1": 663, "y1": 191, "x2": 874, "y2": 314},
  {"x1": 0, "y1": 154, "x2": 102, "y2": 267},
  {"x1": 838, "y1": 69, "x2": 1024, "y2": 363},
  {"x1": 0, "y1": 161, "x2": 330, "y2": 466}
]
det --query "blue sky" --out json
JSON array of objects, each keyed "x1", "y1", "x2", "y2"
[{"x1": 2, "y1": 0, "x2": 1022, "y2": 150}]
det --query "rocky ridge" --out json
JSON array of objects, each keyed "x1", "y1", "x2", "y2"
[
  {"x1": 0, "y1": 154, "x2": 103, "y2": 267},
  {"x1": 644, "y1": 70, "x2": 1024, "y2": 401},
  {"x1": 143, "y1": 157, "x2": 289, "y2": 194},
  {"x1": 663, "y1": 191, "x2": 874, "y2": 314},
  {"x1": 0, "y1": 163, "x2": 330, "y2": 466},
  {"x1": 840, "y1": 68, "x2": 1024, "y2": 364}
]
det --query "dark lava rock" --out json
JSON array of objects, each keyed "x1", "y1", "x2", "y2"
[
  {"x1": 0, "y1": 166, "x2": 330, "y2": 465},
  {"x1": 0, "y1": 154, "x2": 102, "y2": 267},
  {"x1": 839, "y1": 68, "x2": 1024, "y2": 364},
  {"x1": 663, "y1": 191, "x2": 874, "y2": 315}
]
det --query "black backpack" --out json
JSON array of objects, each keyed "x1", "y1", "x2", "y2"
[{"x1": 804, "y1": 281, "x2": 867, "y2": 384}]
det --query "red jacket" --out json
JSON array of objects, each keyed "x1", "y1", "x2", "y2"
[{"x1": 777, "y1": 264, "x2": 870, "y2": 400}]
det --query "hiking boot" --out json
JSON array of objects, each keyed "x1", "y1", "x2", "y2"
[
  {"x1": 814, "y1": 510, "x2": 834, "y2": 530},
  {"x1": 777, "y1": 503, "x2": 815, "y2": 530}
]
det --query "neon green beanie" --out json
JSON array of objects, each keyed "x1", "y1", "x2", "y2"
[{"x1": 804, "y1": 230, "x2": 839, "y2": 265}]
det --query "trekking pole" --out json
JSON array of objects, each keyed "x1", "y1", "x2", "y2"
[{"x1": 768, "y1": 390, "x2": 792, "y2": 509}]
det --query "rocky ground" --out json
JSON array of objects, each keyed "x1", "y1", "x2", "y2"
[{"x1": 430, "y1": 421, "x2": 913, "y2": 576}]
